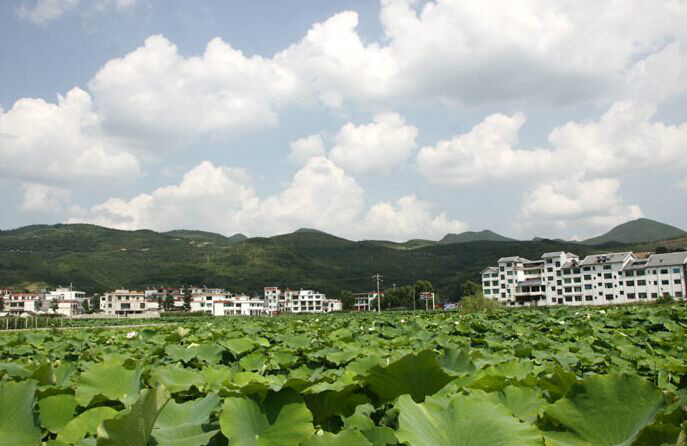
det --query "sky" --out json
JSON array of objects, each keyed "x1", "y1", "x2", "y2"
[{"x1": 1, "y1": 0, "x2": 685, "y2": 242}]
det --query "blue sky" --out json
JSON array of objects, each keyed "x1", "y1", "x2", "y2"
[{"x1": 1, "y1": 0, "x2": 685, "y2": 241}]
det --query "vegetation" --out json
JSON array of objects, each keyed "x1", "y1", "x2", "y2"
[
  {"x1": 0, "y1": 304, "x2": 685, "y2": 445},
  {"x1": 580, "y1": 218, "x2": 686, "y2": 245},
  {"x1": 1, "y1": 222, "x2": 685, "y2": 300}
]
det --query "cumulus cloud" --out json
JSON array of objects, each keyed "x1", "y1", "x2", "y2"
[
  {"x1": 20, "y1": 184, "x2": 71, "y2": 212},
  {"x1": 363, "y1": 195, "x2": 467, "y2": 240},
  {"x1": 89, "y1": 35, "x2": 298, "y2": 146},
  {"x1": 70, "y1": 158, "x2": 465, "y2": 241},
  {"x1": 417, "y1": 100, "x2": 687, "y2": 185},
  {"x1": 288, "y1": 134, "x2": 325, "y2": 164},
  {"x1": 0, "y1": 87, "x2": 140, "y2": 184},
  {"x1": 328, "y1": 112, "x2": 418, "y2": 174},
  {"x1": 16, "y1": 0, "x2": 135, "y2": 24},
  {"x1": 517, "y1": 175, "x2": 643, "y2": 234}
]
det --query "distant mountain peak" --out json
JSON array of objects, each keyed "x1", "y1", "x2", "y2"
[
  {"x1": 581, "y1": 218, "x2": 686, "y2": 245},
  {"x1": 440, "y1": 229, "x2": 516, "y2": 244}
]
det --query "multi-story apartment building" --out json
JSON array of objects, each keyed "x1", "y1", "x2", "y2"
[
  {"x1": 211, "y1": 295, "x2": 267, "y2": 316},
  {"x1": 44, "y1": 287, "x2": 86, "y2": 301},
  {"x1": 263, "y1": 287, "x2": 342, "y2": 314},
  {"x1": 100, "y1": 289, "x2": 160, "y2": 316},
  {"x1": 353, "y1": 291, "x2": 383, "y2": 311},
  {"x1": 4, "y1": 293, "x2": 43, "y2": 314},
  {"x1": 482, "y1": 250, "x2": 687, "y2": 307}
]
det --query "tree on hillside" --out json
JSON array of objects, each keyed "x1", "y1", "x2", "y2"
[
  {"x1": 461, "y1": 280, "x2": 481, "y2": 298},
  {"x1": 382, "y1": 286, "x2": 415, "y2": 309},
  {"x1": 340, "y1": 291, "x2": 354, "y2": 311},
  {"x1": 164, "y1": 294, "x2": 175, "y2": 311}
]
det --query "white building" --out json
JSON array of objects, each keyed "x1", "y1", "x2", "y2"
[
  {"x1": 481, "y1": 250, "x2": 687, "y2": 307},
  {"x1": 353, "y1": 291, "x2": 383, "y2": 312},
  {"x1": 264, "y1": 287, "x2": 342, "y2": 314},
  {"x1": 4, "y1": 293, "x2": 42, "y2": 314},
  {"x1": 44, "y1": 287, "x2": 86, "y2": 301},
  {"x1": 212, "y1": 295, "x2": 266, "y2": 316},
  {"x1": 100, "y1": 289, "x2": 160, "y2": 317}
]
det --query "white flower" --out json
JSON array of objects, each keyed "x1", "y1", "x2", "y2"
[
  {"x1": 558, "y1": 320, "x2": 565, "y2": 325},
  {"x1": 126, "y1": 331, "x2": 138, "y2": 339},
  {"x1": 599, "y1": 310, "x2": 606, "y2": 315},
  {"x1": 368, "y1": 327, "x2": 374, "y2": 331}
]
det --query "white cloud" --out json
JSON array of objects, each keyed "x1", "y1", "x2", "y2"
[
  {"x1": 363, "y1": 195, "x2": 467, "y2": 240},
  {"x1": 417, "y1": 100, "x2": 687, "y2": 185},
  {"x1": 416, "y1": 112, "x2": 554, "y2": 184},
  {"x1": 20, "y1": 183, "x2": 71, "y2": 212},
  {"x1": 88, "y1": 35, "x2": 298, "y2": 146},
  {"x1": 328, "y1": 112, "x2": 418, "y2": 174},
  {"x1": 70, "y1": 157, "x2": 465, "y2": 241},
  {"x1": 288, "y1": 134, "x2": 325, "y2": 164},
  {"x1": 517, "y1": 175, "x2": 643, "y2": 233},
  {"x1": 16, "y1": 0, "x2": 135, "y2": 24},
  {"x1": 0, "y1": 87, "x2": 140, "y2": 184}
]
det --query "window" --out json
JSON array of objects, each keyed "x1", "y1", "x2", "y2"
[
  {"x1": 603, "y1": 273, "x2": 612, "y2": 279},
  {"x1": 606, "y1": 294, "x2": 614, "y2": 300},
  {"x1": 662, "y1": 280, "x2": 669, "y2": 285},
  {"x1": 564, "y1": 278, "x2": 572, "y2": 284},
  {"x1": 548, "y1": 276, "x2": 554, "y2": 281},
  {"x1": 605, "y1": 283, "x2": 613, "y2": 288},
  {"x1": 673, "y1": 267, "x2": 680, "y2": 273},
  {"x1": 639, "y1": 292, "x2": 647, "y2": 299},
  {"x1": 555, "y1": 261, "x2": 561, "y2": 267},
  {"x1": 677, "y1": 292, "x2": 683, "y2": 297},
  {"x1": 484, "y1": 289, "x2": 491, "y2": 295},
  {"x1": 565, "y1": 296, "x2": 573, "y2": 302},
  {"x1": 603, "y1": 265, "x2": 612, "y2": 270},
  {"x1": 585, "y1": 296, "x2": 593, "y2": 301},
  {"x1": 499, "y1": 267, "x2": 504, "y2": 272},
  {"x1": 574, "y1": 277, "x2": 581, "y2": 283},
  {"x1": 506, "y1": 262, "x2": 513, "y2": 267},
  {"x1": 584, "y1": 275, "x2": 592, "y2": 280},
  {"x1": 627, "y1": 293, "x2": 635, "y2": 299},
  {"x1": 507, "y1": 271, "x2": 514, "y2": 275},
  {"x1": 547, "y1": 267, "x2": 553, "y2": 272},
  {"x1": 583, "y1": 266, "x2": 591, "y2": 271},
  {"x1": 675, "y1": 279, "x2": 682, "y2": 284},
  {"x1": 584, "y1": 284, "x2": 592, "y2": 290},
  {"x1": 575, "y1": 296, "x2": 582, "y2": 301},
  {"x1": 637, "y1": 270, "x2": 645, "y2": 276},
  {"x1": 625, "y1": 270, "x2": 634, "y2": 277},
  {"x1": 557, "y1": 280, "x2": 562, "y2": 285},
  {"x1": 508, "y1": 279, "x2": 513, "y2": 284},
  {"x1": 626, "y1": 280, "x2": 635, "y2": 286},
  {"x1": 638, "y1": 280, "x2": 646, "y2": 286},
  {"x1": 565, "y1": 287, "x2": 572, "y2": 292},
  {"x1": 651, "y1": 293, "x2": 657, "y2": 298}
]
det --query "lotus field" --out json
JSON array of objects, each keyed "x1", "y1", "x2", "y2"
[{"x1": 0, "y1": 305, "x2": 686, "y2": 446}]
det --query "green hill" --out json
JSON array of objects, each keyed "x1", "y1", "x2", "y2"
[
  {"x1": 581, "y1": 218, "x2": 686, "y2": 245},
  {"x1": 440, "y1": 230, "x2": 516, "y2": 244},
  {"x1": 0, "y1": 224, "x2": 599, "y2": 300}
]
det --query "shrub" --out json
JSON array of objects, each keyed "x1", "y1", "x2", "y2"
[
  {"x1": 656, "y1": 295, "x2": 675, "y2": 305},
  {"x1": 459, "y1": 293, "x2": 502, "y2": 314}
]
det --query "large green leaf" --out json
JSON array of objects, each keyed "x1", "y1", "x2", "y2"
[
  {"x1": 439, "y1": 347, "x2": 476, "y2": 375},
  {"x1": 75, "y1": 363, "x2": 141, "y2": 406},
  {"x1": 543, "y1": 374, "x2": 665, "y2": 446},
  {"x1": 301, "y1": 428, "x2": 373, "y2": 446},
  {"x1": 56, "y1": 407, "x2": 118, "y2": 445},
  {"x1": 499, "y1": 386, "x2": 549, "y2": 423},
  {"x1": 219, "y1": 390, "x2": 314, "y2": 446},
  {"x1": 97, "y1": 387, "x2": 170, "y2": 446},
  {"x1": 395, "y1": 393, "x2": 544, "y2": 446},
  {"x1": 150, "y1": 366, "x2": 204, "y2": 393},
  {"x1": 0, "y1": 380, "x2": 42, "y2": 446},
  {"x1": 152, "y1": 393, "x2": 220, "y2": 446},
  {"x1": 364, "y1": 350, "x2": 454, "y2": 403},
  {"x1": 39, "y1": 394, "x2": 77, "y2": 433}
]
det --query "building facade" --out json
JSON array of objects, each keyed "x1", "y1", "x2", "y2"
[
  {"x1": 353, "y1": 291, "x2": 383, "y2": 311},
  {"x1": 482, "y1": 250, "x2": 687, "y2": 307},
  {"x1": 100, "y1": 289, "x2": 160, "y2": 316}
]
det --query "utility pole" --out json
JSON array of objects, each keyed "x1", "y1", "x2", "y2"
[{"x1": 373, "y1": 273, "x2": 382, "y2": 313}]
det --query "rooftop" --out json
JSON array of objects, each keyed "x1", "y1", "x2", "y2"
[
  {"x1": 580, "y1": 252, "x2": 634, "y2": 266},
  {"x1": 645, "y1": 252, "x2": 687, "y2": 268}
]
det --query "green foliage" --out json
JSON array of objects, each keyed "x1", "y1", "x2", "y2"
[
  {"x1": 459, "y1": 293, "x2": 502, "y2": 314},
  {"x1": 543, "y1": 374, "x2": 665, "y2": 446},
  {"x1": 339, "y1": 290, "x2": 354, "y2": 311},
  {"x1": 657, "y1": 295, "x2": 676, "y2": 304},
  {"x1": 0, "y1": 305, "x2": 684, "y2": 445},
  {"x1": 460, "y1": 279, "x2": 481, "y2": 297},
  {"x1": 0, "y1": 380, "x2": 42, "y2": 446}
]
